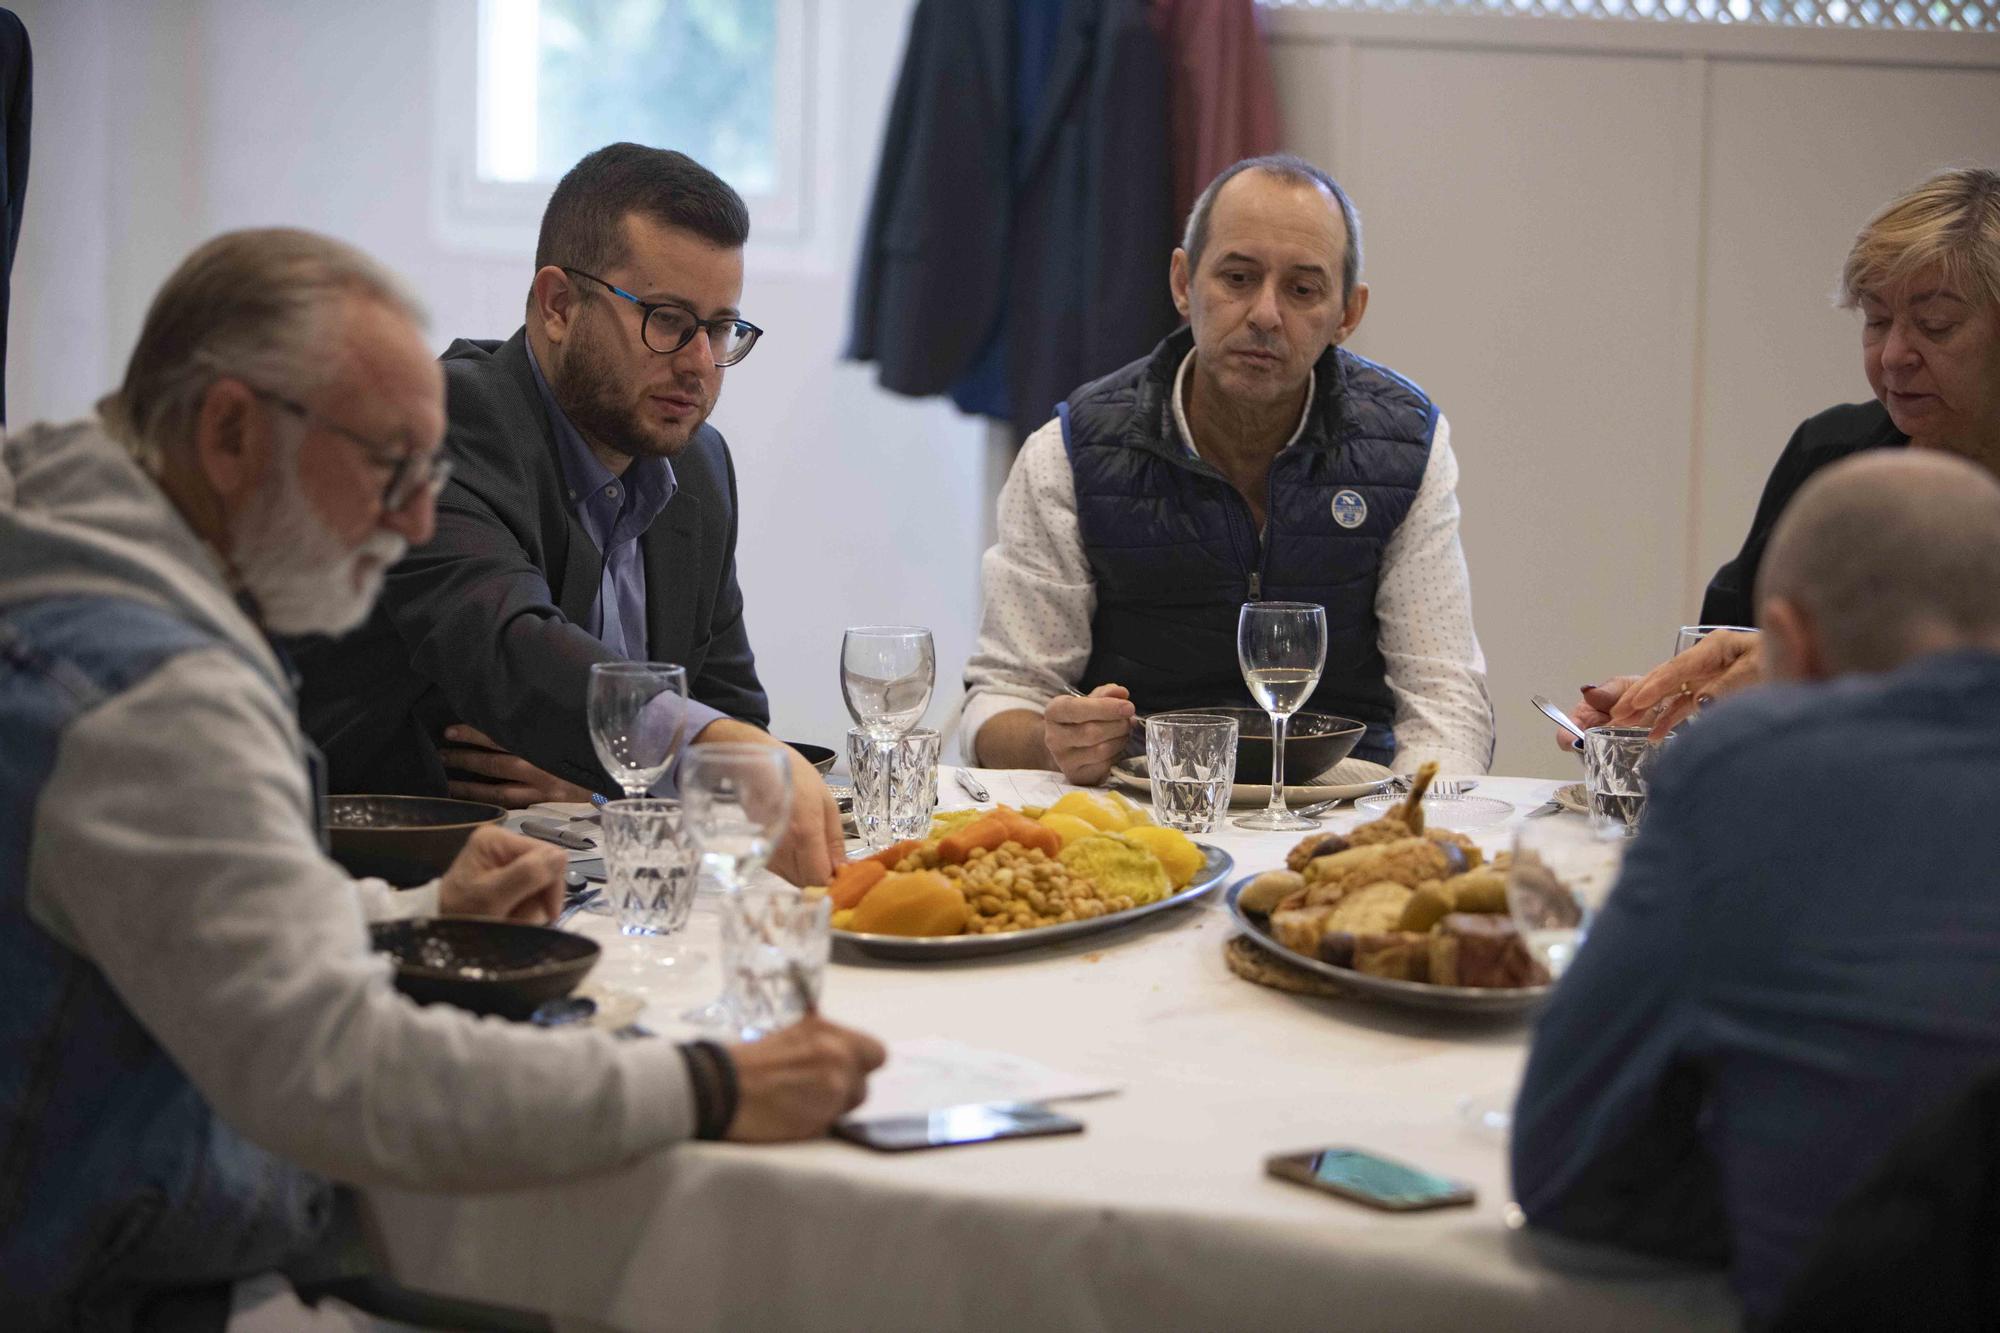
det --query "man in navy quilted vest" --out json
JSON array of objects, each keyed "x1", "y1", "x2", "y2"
[
  {"x1": 961, "y1": 155, "x2": 1494, "y2": 783},
  {"x1": 0, "y1": 229, "x2": 881, "y2": 1327}
]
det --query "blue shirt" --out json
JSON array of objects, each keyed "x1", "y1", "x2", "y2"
[
  {"x1": 1511, "y1": 649, "x2": 2000, "y2": 1321},
  {"x1": 524, "y1": 341, "x2": 675, "y2": 663}
]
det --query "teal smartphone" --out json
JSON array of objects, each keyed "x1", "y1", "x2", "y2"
[{"x1": 1265, "y1": 1147, "x2": 1476, "y2": 1212}]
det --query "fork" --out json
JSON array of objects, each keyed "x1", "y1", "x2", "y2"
[{"x1": 1384, "y1": 775, "x2": 1477, "y2": 798}]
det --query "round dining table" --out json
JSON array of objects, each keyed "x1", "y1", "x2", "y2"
[{"x1": 362, "y1": 768, "x2": 1740, "y2": 1332}]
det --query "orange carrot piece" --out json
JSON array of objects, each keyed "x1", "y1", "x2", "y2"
[{"x1": 827, "y1": 860, "x2": 888, "y2": 911}]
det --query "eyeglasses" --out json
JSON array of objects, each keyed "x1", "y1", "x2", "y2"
[
  {"x1": 561, "y1": 267, "x2": 763, "y2": 367},
  {"x1": 247, "y1": 386, "x2": 453, "y2": 513}
]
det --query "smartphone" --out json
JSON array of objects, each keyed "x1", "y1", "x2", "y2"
[
  {"x1": 834, "y1": 1102, "x2": 1084, "y2": 1153},
  {"x1": 1265, "y1": 1147, "x2": 1476, "y2": 1211}
]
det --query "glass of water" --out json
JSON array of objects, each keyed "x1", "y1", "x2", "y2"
[
  {"x1": 1581, "y1": 725, "x2": 1659, "y2": 838},
  {"x1": 1505, "y1": 818, "x2": 1628, "y2": 981},
  {"x1": 678, "y1": 743, "x2": 794, "y2": 1029},
  {"x1": 846, "y1": 727, "x2": 940, "y2": 847},
  {"x1": 1234, "y1": 601, "x2": 1327, "y2": 831},
  {"x1": 598, "y1": 798, "x2": 698, "y2": 969},
  {"x1": 839, "y1": 626, "x2": 935, "y2": 850},
  {"x1": 1145, "y1": 712, "x2": 1238, "y2": 833},
  {"x1": 588, "y1": 662, "x2": 689, "y2": 798},
  {"x1": 722, "y1": 887, "x2": 831, "y2": 1041},
  {"x1": 1674, "y1": 624, "x2": 1757, "y2": 657}
]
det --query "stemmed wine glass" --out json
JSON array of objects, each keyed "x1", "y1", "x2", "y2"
[
  {"x1": 840, "y1": 626, "x2": 935, "y2": 850},
  {"x1": 677, "y1": 743, "x2": 794, "y2": 1030},
  {"x1": 1234, "y1": 602, "x2": 1327, "y2": 831},
  {"x1": 1462, "y1": 819, "x2": 1628, "y2": 1137},
  {"x1": 588, "y1": 662, "x2": 690, "y2": 798}
]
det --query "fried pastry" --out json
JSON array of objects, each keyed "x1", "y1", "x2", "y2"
[
  {"x1": 1353, "y1": 932, "x2": 1432, "y2": 982},
  {"x1": 1286, "y1": 832, "x2": 1349, "y2": 872},
  {"x1": 1239, "y1": 869, "x2": 1305, "y2": 915},
  {"x1": 1300, "y1": 836, "x2": 1470, "y2": 899},
  {"x1": 1428, "y1": 913, "x2": 1547, "y2": 988},
  {"x1": 1321, "y1": 880, "x2": 1413, "y2": 935}
]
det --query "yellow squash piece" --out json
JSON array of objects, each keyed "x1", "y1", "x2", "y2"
[
  {"x1": 1119, "y1": 825, "x2": 1204, "y2": 889},
  {"x1": 1037, "y1": 811, "x2": 1102, "y2": 848},
  {"x1": 1047, "y1": 791, "x2": 1129, "y2": 832}
]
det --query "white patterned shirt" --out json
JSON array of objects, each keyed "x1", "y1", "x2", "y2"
[{"x1": 958, "y1": 351, "x2": 1495, "y2": 775}]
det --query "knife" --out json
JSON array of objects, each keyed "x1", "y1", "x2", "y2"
[{"x1": 521, "y1": 817, "x2": 596, "y2": 851}]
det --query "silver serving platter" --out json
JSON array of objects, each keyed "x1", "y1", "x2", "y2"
[
  {"x1": 833, "y1": 844, "x2": 1234, "y2": 961},
  {"x1": 1224, "y1": 877, "x2": 1550, "y2": 1015}
]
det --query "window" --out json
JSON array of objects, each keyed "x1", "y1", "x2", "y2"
[
  {"x1": 435, "y1": 0, "x2": 812, "y2": 252},
  {"x1": 1261, "y1": 0, "x2": 1996, "y2": 29}
]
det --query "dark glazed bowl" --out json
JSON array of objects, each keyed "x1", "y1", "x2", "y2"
[
  {"x1": 370, "y1": 917, "x2": 601, "y2": 1021},
  {"x1": 1158, "y1": 706, "x2": 1367, "y2": 784},
  {"x1": 785, "y1": 741, "x2": 838, "y2": 775},
  {"x1": 325, "y1": 795, "x2": 507, "y2": 888}
]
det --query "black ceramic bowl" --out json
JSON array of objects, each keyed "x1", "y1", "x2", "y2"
[
  {"x1": 325, "y1": 795, "x2": 507, "y2": 888},
  {"x1": 370, "y1": 917, "x2": 601, "y2": 1021},
  {"x1": 785, "y1": 741, "x2": 838, "y2": 775},
  {"x1": 1159, "y1": 706, "x2": 1367, "y2": 784}
]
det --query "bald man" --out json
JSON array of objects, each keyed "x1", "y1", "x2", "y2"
[{"x1": 1510, "y1": 450, "x2": 2000, "y2": 1324}]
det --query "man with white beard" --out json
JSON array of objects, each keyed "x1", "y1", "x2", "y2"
[{"x1": 0, "y1": 229, "x2": 882, "y2": 1327}]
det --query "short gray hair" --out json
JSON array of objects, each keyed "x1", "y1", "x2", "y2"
[
  {"x1": 1181, "y1": 154, "x2": 1363, "y2": 303},
  {"x1": 1759, "y1": 450, "x2": 2000, "y2": 674},
  {"x1": 101, "y1": 228, "x2": 426, "y2": 470}
]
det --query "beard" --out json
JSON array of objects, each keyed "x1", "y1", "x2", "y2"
[
  {"x1": 231, "y1": 434, "x2": 406, "y2": 637},
  {"x1": 551, "y1": 314, "x2": 708, "y2": 461}
]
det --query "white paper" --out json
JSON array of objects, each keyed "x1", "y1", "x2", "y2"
[{"x1": 844, "y1": 1037, "x2": 1120, "y2": 1124}]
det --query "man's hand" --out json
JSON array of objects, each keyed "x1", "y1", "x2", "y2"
[
  {"x1": 440, "y1": 725, "x2": 598, "y2": 808},
  {"x1": 1043, "y1": 683, "x2": 1137, "y2": 786},
  {"x1": 438, "y1": 825, "x2": 566, "y2": 923},
  {"x1": 691, "y1": 719, "x2": 846, "y2": 887},
  {"x1": 724, "y1": 1015, "x2": 888, "y2": 1142},
  {"x1": 1557, "y1": 677, "x2": 1641, "y2": 753},
  {"x1": 1609, "y1": 630, "x2": 1765, "y2": 740}
]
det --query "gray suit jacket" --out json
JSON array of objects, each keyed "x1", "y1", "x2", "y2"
[{"x1": 294, "y1": 329, "x2": 768, "y2": 796}]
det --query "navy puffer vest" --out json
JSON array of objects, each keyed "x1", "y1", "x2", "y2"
[{"x1": 1061, "y1": 329, "x2": 1436, "y2": 766}]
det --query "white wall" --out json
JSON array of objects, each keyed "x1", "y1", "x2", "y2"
[
  {"x1": 11, "y1": 1, "x2": 2000, "y2": 780},
  {"x1": 1268, "y1": 9, "x2": 2000, "y2": 776},
  {"x1": 7, "y1": 0, "x2": 987, "y2": 757}
]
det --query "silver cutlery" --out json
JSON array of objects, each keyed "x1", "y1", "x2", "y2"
[
  {"x1": 521, "y1": 817, "x2": 595, "y2": 851},
  {"x1": 553, "y1": 887, "x2": 599, "y2": 927},
  {"x1": 1526, "y1": 799, "x2": 1564, "y2": 818},
  {"x1": 1383, "y1": 775, "x2": 1477, "y2": 798},
  {"x1": 955, "y1": 770, "x2": 992, "y2": 803},
  {"x1": 1532, "y1": 693, "x2": 1589, "y2": 752}
]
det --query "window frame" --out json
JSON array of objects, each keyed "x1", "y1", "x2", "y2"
[{"x1": 430, "y1": 0, "x2": 817, "y2": 256}]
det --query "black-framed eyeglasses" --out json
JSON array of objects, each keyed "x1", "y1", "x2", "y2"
[
  {"x1": 246, "y1": 386, "x2": 452, "y2": 513},
  {"x1": 562, "y1": 267, "x2": 763, "y2": 367}
]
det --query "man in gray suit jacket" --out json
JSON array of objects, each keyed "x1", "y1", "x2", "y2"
[{"x1": 297, "y1": 144, "x2": 844, "y2": 884}]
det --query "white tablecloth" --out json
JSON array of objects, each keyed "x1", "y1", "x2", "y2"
[{"x1": 364, "y1": 771, "x2": 1738, "y2": 1332}]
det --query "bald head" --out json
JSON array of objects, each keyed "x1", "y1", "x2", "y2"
[{"x1": 1759, "y1": 450, "x2": 2000, "y2": 678}]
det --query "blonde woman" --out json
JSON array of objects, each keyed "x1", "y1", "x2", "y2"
[{"x1": 1565, "y1": 167, "x2": 2000, "y2": 742}]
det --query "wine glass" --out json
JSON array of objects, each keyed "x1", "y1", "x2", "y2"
[
  {"x1": 588, "y1": 662, "x2": 690, "y2": 798},
  {"x1": 840, "y1": 627, "x2": 935, "y2": 850},
  {"x1": 1460, "y1": 820, "x2": 1628, "y2": 1138},
  {"x1": 1234, "y1": 602, "x2": 1327, "y2": 831},
  {"x1": 677, "y1": 743, "x2": 794, "y2": 1030},
  {"x1": 1505, "y1": 818, "x2": 1627, "y2": 982}
]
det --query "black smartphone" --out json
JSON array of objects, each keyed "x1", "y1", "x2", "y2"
[
  {"x1": 834, "y1": 1102, "x2": 1084, "y2": 1153},
  {"x1": 1265, "y1": 1147, "x2": 1476, "y2": 1211}
]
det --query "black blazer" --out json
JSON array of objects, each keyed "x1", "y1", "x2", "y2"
[
  {"x1": 847, "y1": 0, "x2": 1177, "y2": 443},
  {"x1": 294, "y1": 330, "x2": 769, "y2": 797}
]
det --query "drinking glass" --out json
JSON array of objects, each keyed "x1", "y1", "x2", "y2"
[
  {"x1": 840, "y1": 627, "x2": 935, "y2": 849},
  {"x1": 1674, "y1": 624, "x2": 1757, "y2": 657},
  {"x1": 588, "y1": 662, "x2": 690, "y2": 798},
  {"x1": 1145, "y1": 712, "x2": 1238, "y2": 834},
  {"x1": 722, "y1": 887, "x2": 831, "y2": 1041},
  {"x1": 845, "y1": 727, "x2": 940, "y2": 847},
  {"x1": 1459, "y1": 821, "x2": 1628, "y2": 1139},
  {"x1": 598, "y1": 798, "x2": 698, "y2": 972},
  {"x1": 1581, "y1": 725, "x2": 1659, "y2": 838},
  {"x1": 1505, "y1": 818, "x2": 1628, "y2": 981},
  {"x1": 1234, "y1": 602, "x2": 1327, "y2": 831},
  {"x1": 677, "y1": 743, "x2": 794, "y2": 1029}
]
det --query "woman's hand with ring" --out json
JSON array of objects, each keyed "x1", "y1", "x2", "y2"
[{"x1": 1611, "y1": 630, "x2": 1764, "y2": 739}]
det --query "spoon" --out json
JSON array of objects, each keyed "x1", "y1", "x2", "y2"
[{"x1": 1532, "y1": 694, "x2": 1588, "y2": 752}]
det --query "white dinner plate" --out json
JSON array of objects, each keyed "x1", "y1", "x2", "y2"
[
  {"x1": 1223, "y1": 878, "x2": 1550, "y2": 1016},
  {"x1": 1350, "y1": 792, "x2": 1516, "y2": 830},
  {"x1": 1108, "y1": 756, "x2": 1394, "y2": 808},
  {"x1": 832, "y1": 844, "x2": 1234, "y2": 961}
]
